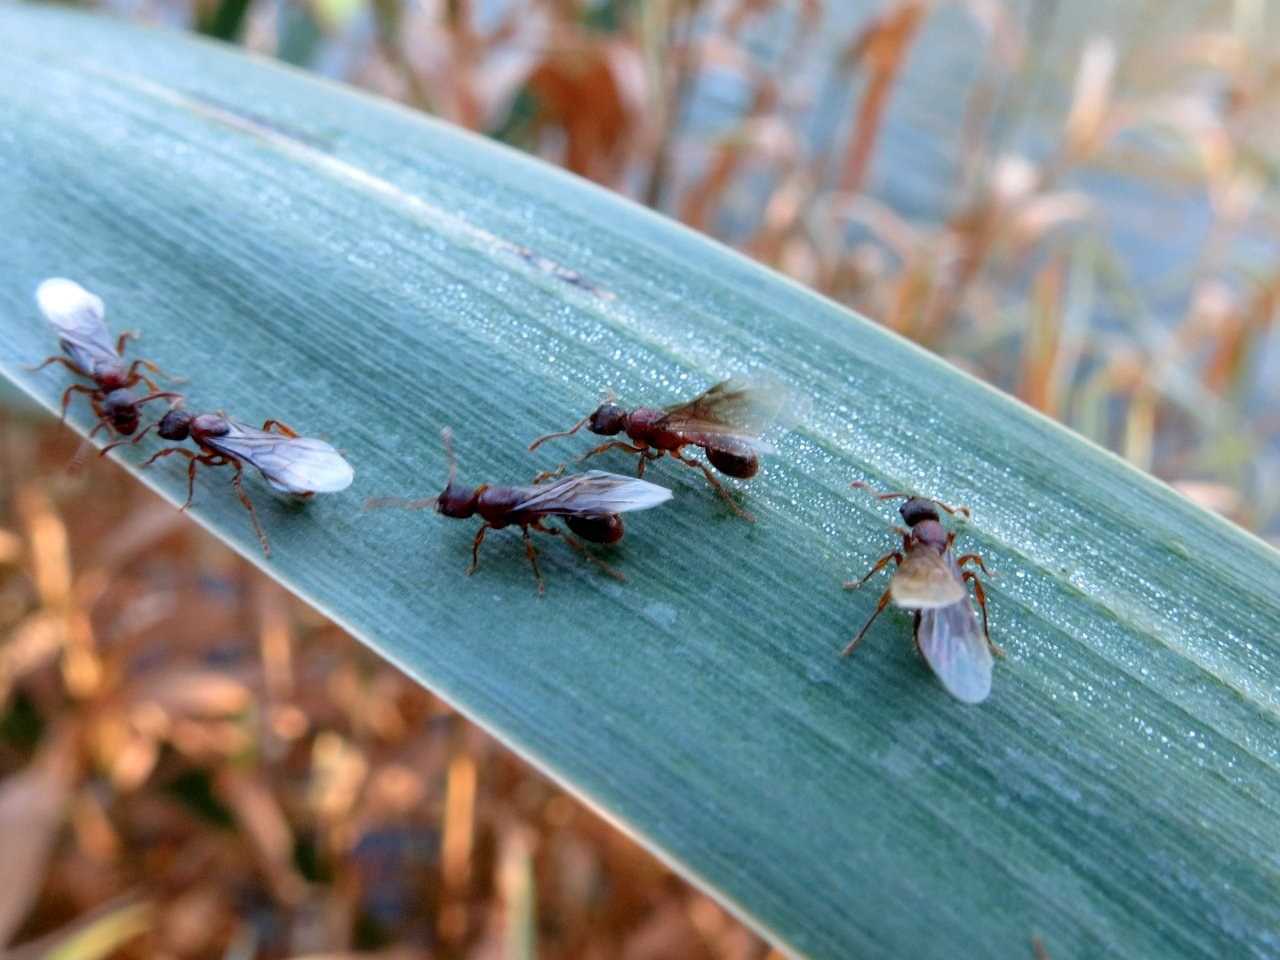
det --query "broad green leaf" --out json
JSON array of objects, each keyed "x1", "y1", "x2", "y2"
[{"x1": 2, "y1": 7, "x2": 1279, "y2": 958}]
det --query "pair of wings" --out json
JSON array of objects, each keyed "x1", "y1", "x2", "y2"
[
  {"x1": 202, "y1": 418, "x2": 355, "y2": 495},
  {"x1": 658, "y1": 378, "x2": 796, "y2": 452},
  {"x1": 891, "y1": 546, "x2": 993, "y2": 704},
  {"x1": 510, "y1": 470, "x2": 672, "y2": 517},
  {"x1": 36, "y1": 278, "x2": 118, "y2": 373}
]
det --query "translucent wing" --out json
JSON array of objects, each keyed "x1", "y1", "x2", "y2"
[
  {"x1": 659, "y1": 377, "x2": 794, "y2": 450},
  {"x1": 35, "y1": 277, "x2": 117, "y2": 372},
  {"x1": 510, "y1": 471, "x2": 672, "y2": 517},
  {"x1": 890, "y1": 544, "x2": 966, "y2": 609},
  {"x1": 916, "y1": 598, "x2": 993, "y2": 704},
  {"x1": 206, "y1": 420, "x2": 355, "y2": 494}
]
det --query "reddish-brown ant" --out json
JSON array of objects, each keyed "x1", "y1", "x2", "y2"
[
  {"x1": 528, "y1": 379, "x2": 790, "y2": 523},
  {"x1": 843, "y1": 483, "x2": 1002, "y2": 704},
  {"x1": 367, "y1": 429, "x2": 673, "y2": 594},
  {"x1": 30, "y1": 278, "x2": 181, "y2": 436},
  {"x1": 104, "y1": 407, "x2": 354, "y2": 556}
]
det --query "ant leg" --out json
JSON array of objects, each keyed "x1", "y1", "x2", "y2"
[
  {"x1": 142, "y1": 447, "x2": 204, "y2": 507},
  {"x1": 121, "y1": 368, "x2": 161, "y2": 393},
  {"x1": 227, "y1": 459, "x2": 271, "y2": 557},
  {"x1": 100, "y1": 421, "x2": 159, "y2": 456},
  {"x1": 634, "y1": 449, "x2": 662, "y2": 479},
  {"x1": 184, "y1": 454, "x2": 227, "y2": 511},
  {"x1": 843, "y1": 551, "x2": 903, "y2": 590},
  {"x1": 59, "y1": 384, "x2": 97, "y2": 421},
  {"x1": 842, "y1": 587, "x2": 894, "y2": 657},
  {"x1": 467, "y1": 524, "x2": 492, "y2": 576},
  {"x1": 671, "y1": 450, "x2": 755, "y2": 523},
  {"x1": 578, "y1": 440, "x2": 647, "y2": 464},
  {"x1": 521, "y1": 525, "x2": 546, "y2": 596},
  {"x1": 957, "y1": 553, "x2": 992, "y2": 576},
  {"x1": 27, "y1": 355, "x2": 87, "y2": 377},
  {"x1": 144, "y1": 446, "x2": 195, "y2": 467},
  {"x1": 531, "y1": 464, "x2": 567, "y2": 485},
  {"x1": 261, "y1": 419, "x2": 300, "y2": 438},
  {"x1": 124, "y1": 356, "x2": 182, "y2": 388},
  {"x1": 115, "y1": 330, "x2": 139, "y2": 354},
  {"x1": 962, "y1": 570, "x2": 1004, "y2": 657},
  {"x1": 535, "y1": 521, "x2": 626, "y2": 583}
]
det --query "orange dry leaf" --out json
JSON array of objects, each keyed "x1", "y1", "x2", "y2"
[{"x1": 0, "y1": 724, "x2": 77, "y2": 947}]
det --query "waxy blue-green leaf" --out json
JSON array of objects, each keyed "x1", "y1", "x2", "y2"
[{"x1": 2, "y1": 7, "x2": 1278, "y2": 957}]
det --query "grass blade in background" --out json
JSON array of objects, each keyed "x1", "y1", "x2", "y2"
[{"x1": 1, "y1": 7, "x2": 1278, "y2": 957}]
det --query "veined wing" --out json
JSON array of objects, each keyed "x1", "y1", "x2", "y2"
[
  {"x1": 35, "y1": 278, "x2": 117, "y2": 371},
  {"x1": 890, "y1": 545, "x2": 965, "y2": 609},
  {"x1": 511, "y1": 471, "x2": 672, "y2": 517},
  {"x1": 659, "y1": 377, "x2": 794, "y2": 449},
  {"x1": 916, "y1": 598, "x2": 993, "y2": 704},
  {"x1": 207, "y1": 420, "x2": 355, "y2": 494}
]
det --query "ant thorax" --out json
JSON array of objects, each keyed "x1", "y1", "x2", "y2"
[
  {"x1": 93, "y1": 359, "x2": 128, "y2": 389},
  {"x1": 191, "y1": 413, "x2": 231, "y2": 438},
  {"x1": 626, "y1": 407, "x2": 682, "y2": 449},
  {"x1": 912, "y1": 519, "x2": 950, "y2": 552}
]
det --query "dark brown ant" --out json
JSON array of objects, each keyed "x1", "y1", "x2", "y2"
[
  {"x1": 528, "y1": 379, "x2": 790, "y2": 523},
  {"x1": 843, "y1": 483, "x2": 1002, "y2": 704},
  {"x1": 366, "y1": 429, "x2": 673, "y2": 594},
  {"x1": 30, "y1": 278, "x2": 181, "y2": 436},
  {"x1": 104, "y1": 407, "x2": 354, "y2": 556}
]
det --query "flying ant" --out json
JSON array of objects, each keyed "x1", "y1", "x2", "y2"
[
  {"x1": 30, "y1": 278, "x2": 181, "y2": 436},
  {"x1": 528, "y1": 378, "x2": 791, "y2": 523},
  {"x1": 104, "y1": 407, "x2": 355, "y2": 556},
  {"x1": 367, "y1": 429, "x2": 673, "y2": 594},
  {"x1": 842, "y1": 483, "x2": 1002, "y2": 704}
]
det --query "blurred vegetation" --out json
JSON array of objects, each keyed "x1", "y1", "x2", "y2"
[{"x1": 5, "y1": 0, "x2": 1279, "y2": 955}]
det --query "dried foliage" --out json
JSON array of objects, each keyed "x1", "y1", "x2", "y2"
[{"x1": 0, "y1": 417, "x2": 781, "y2": 958}]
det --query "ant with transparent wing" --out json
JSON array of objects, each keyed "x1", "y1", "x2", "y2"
[
  {"x1": 30, "y1": 278, "x2": 181, "y2": 436},
  {"x1": 843, "y1": 483, "x2": 1002, "y2": 704},
  {"x1": 104, "y1": 407, "x2": 354, "y2": 557},
  {"x1": 528, "y1": 378, "x2": 793, "y2": 523},
  {"x1": 368, "y1": 429, "x2": 673, "y2": 594}
]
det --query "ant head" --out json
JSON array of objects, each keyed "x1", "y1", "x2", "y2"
[
  {"x1": 899, "y1": 497, "x2": 941, "y2": 528},
  {"x1": 435, "y1": 427, "x2": 478, "y2": 518},
  {"x1": 588, "y1": 403, "x2": 627, "y2": 436},
  {"x1": 157, "y1": 408, "x2": 194, "y2": 441},
  {"x1": 102, "y1": 388, "x2": 140, "y2": 434}
]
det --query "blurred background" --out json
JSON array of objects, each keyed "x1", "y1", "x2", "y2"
[{"x1": 3, "y1": 0, "x2": 1279, "y2": 956}]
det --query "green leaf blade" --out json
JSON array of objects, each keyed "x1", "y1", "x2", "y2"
[{"x1": 2, "y1": 7, "x2": 1278, "y2": 958}]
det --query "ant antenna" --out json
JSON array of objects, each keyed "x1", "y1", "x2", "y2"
[
  {"x1": 529, "y1": 414, "x2": 590, "y2": 452},
  {"x1": 364, "y1": 427, "x2": 458, "y2": 513},
  {"x1": 137, "y1": 391, "x2": 183, "y2": 408},
  {"x1": 364, "y1": 495, "x2": 437, "y2": 511},
  {"x1": 850, "y1": 482, "x2": 970, "y2": 519},
  {"x1": 441, "y1": 426, "x2": 458, "y2": 488}
]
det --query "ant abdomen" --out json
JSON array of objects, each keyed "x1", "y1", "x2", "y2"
[
  {"x1": 706, "y1": 439, "x2": 759, "y2": 479},
  {"x1": 565, "y1": 514, "x2": 624, "y2": 544}
]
